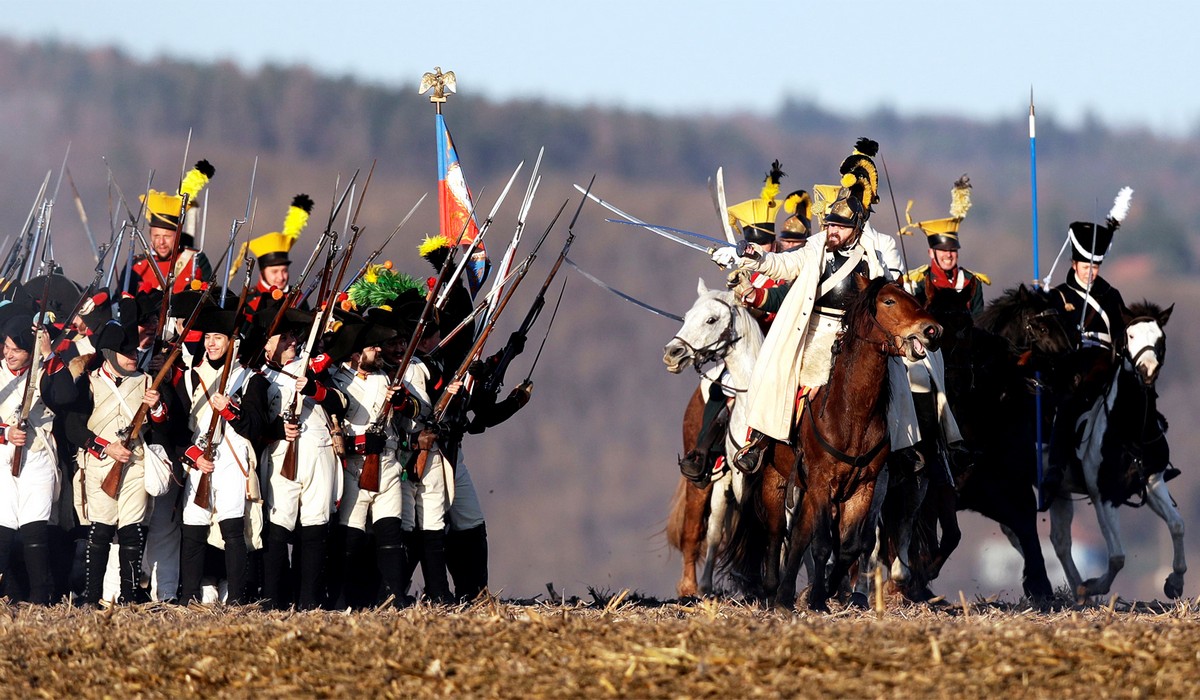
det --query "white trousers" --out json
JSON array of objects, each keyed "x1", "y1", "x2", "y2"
[
  {"x1": 0, "y1": 446, "x2": 58, "y2": 529},
  {"x1": 265, "y1": 441, "x2": 340, "y2": 531},
  {"x1": 339, "y1": 450, "x2": 404, "y2": 530}
]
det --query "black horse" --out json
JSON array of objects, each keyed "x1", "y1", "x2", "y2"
[{"x1": 904, "y1": 284, "x2": 1072, "y2": 601}]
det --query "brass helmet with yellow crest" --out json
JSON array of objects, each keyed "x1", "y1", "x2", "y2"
[
  {"x1": 143, "y1": 159, "x2": 215, "y2": 247},
  {"x1": 727, "y1": 160, "x2": 786, "y2": 245},
  {"x1": 248, "y1": 194, "x2": 315, "y2": 269}
]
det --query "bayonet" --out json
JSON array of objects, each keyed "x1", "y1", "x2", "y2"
[
  {"x1": 66, "y1": 167, "x2": 100, "y2": 264},
  {"x1": 343, "y1": 192, "x2": 427, "y2": 291},
  {"x1": 436, "y1": 160, "x2": 523, "y2": 307}
]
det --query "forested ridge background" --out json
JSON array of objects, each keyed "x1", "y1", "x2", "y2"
[{"x1": 3, "y1": 39, "x2": 1199, "y2": 600}]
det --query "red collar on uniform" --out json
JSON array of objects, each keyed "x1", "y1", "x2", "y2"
[{"x1": 929, "y1": 264, "x2": 960, "y2": 289}]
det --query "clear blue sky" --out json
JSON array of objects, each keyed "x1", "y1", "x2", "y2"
[{"x1": 4, "y1": 0, "x2": 1197, "y2": 135}]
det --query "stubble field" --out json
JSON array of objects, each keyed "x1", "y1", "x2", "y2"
[{"x1": 0, "y1": 593, "x2": 1196, "y2": 698}]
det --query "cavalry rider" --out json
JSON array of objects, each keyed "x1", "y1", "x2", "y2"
[
  {"x1": 124, "y1": 160, "x2": 215, "y2": 295},
  {"x1": 1042, "y1": 188, "x2": 1133, "y2": 498},
  {"x1": 175, "y1": 305, "x2": 269, "y2": 605},
  {"x1": 677, "y1": 162, "x2": 792, "y2": 484},
  {"x1": 0, "y1": 312, "x2": 58, "y2": 604},
  {"x1": 712, "y1": 138, "x2": 959, "y2": 472},
  {"x1": 902, "y1": 176, "x2": 990, "y2": 319},
  {"x1": 246, "y1": 194, "x2": 315, "y2": 307}
]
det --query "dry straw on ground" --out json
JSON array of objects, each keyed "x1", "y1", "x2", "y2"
[{"x1": 0, "y1": 593, "x2": 1196, "y2": 698}]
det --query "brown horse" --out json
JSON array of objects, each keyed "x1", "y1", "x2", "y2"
[
  {"x1": 666, "y1": 387, "x2": 716, "y2": 598},
  {"x1": 774, "y1": 276, "x2": 941, "y2": 610}
]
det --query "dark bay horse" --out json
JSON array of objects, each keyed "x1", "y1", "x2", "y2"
[
  {"x1": 898, "y1": 283, "x2": 1062, "y2": 600},
  {"x1": 730, "y1": 276, "x2": 942, "y2": 611}
]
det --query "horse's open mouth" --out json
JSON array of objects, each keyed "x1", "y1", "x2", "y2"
[{"x1": 904, "y1": 335, "x2": 928, "y2": 361}]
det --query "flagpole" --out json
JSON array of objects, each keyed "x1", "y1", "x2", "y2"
[{"x1": 1030, "y1": 88, "x2": 1047, "y2": 510}]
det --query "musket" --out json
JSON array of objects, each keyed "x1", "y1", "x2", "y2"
[
  {"x1": 222, "y1": 158, "x2": 257, "y2": 308},
  {"x1": 21, "y1": 196, "x2": 49, "y2": 285},
  {"x1": 100, "y1": 282, "x2": 215, "y2": 498},
  {"x1": 278, "y1": 217, "x2": 366, "y2": 482},
  {"x1": 482, "y1": 149, "x2": 543, "y2": 327},
  {"x1": 10, "y1": 272, "x2": 55, "y2": 476},
  {"x1": 254, "y1": 173, "x2": 358, "y2": 361},
  {"x1": 429, "y1": 257, "x2": 534, "y2": 355},
  {"x1": 38, "y1": 143, "x2": 72, "y2": 262},
  {"x1": 434, "y1": 159, "x2": 526, "y2": 308},
  {"x1": 156, "y1": 192, "x2": 191, "y2": 344},
  {"x1": 10, "y1": 172, "x2": 51, "y2": 285},
  {"x1": 343, "y1": 192, "x2": 428, "y2": 292},
  {"x1": 478, "y1": 189, "x2": 586, "y2": 398},
  {"x1": 66, "y1": 167, "x2": 101, "y2": 264},
  {"x1": 193, "y1": 256, "x2": 257, "y2": 509},
  {"x1": 523, "y1": 277, "x2": 568, "y2": 384},
  {"x1": 409, "y1": 199, "x2": 570, "y2": 480}
]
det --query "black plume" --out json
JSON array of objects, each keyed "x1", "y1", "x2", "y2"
[{"x1": 854, "y1": 138, "x2": 879, "y2": 157}]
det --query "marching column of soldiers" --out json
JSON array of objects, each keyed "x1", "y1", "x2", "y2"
[{"x1": 0, "y1": 158, "x2": 534, "y2": 608}]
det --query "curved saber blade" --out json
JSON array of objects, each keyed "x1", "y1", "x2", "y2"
[
  {"x1": 604, "y1": 217, "x2": 728, "y2": 249},
  {"x1": 573, "y1": 185, "x2": 716, "y2": 257},
  {"x1": 564, "y1": 256, "x2": 682, "y2": 322},
  {"x1": 713, "y1": 167, "x2": 738, "y2": 245}
]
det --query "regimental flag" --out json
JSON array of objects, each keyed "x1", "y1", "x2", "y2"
[{"x1": 437, "y1": 113, "x2": 490, "y2": 298}]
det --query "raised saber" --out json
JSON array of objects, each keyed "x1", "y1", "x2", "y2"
[
  {"x1": 564, "y1": 256, "x2": 682, "y2": 322},
  {"x1": 574, "y1": 184, "x2": 724, "y2": 259},
  {"x1": 711, "y1": 167, "x2": 738, "y2": 245}
]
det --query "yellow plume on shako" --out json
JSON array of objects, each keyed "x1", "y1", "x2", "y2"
[
  {"x1": 179, "y1": 159, "x2": 215, "y2": 201},
  {"x1": 419, "y1": 234, "x2": 451, "y2": 258},
  {"x1": 283, "y1": 193, "x2": 315, "y2": 241},
  {"x1": 948, "y1": 175, "x2": 972, "y2": 220}
]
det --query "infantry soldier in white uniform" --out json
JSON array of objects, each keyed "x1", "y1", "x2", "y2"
[
  {"x1": 176, "y1": 306, "x2": 269, "y2": 604},
  {"x1": 0, "y1": 313, "x2": 58, "y2": 604},
  {"x1": 64, "y1": 309, "x2": 174, "y2": 606},
  {"x1": 254, "y1": 299, "x2": 347, "y2": 610}
]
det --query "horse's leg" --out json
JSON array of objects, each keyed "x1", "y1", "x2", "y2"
[
  {"x1": 1081, "y1": 495, "x2": 1125, "y2": 597},
  {"x1": 699, "y1": 470, "x2": 733, "y2": 595},
  {"x1": 928, "y1": 481, "x2": 961, "y2": 581},
  {"x1": 1144, "y1": 472, "x2": 1187, "y2": 599},
  {"x1": 833, "y1": 482, "x2": 880, "y2": 609},
  {"x1": 854, "y1": 465, "x2": 888, "y2": 600},
  {"x1": 889, "y1": 471, "x2": 928, "y2": 584},
  {"x1": 1048, "y1": 496, "x2": 1084, "y2": 595},
  {"x1": 761, "y1": 463, "x2": 789, "y2": 603},
  {"x1": 677, "y1": 479, "x2": 712, "y2": 598},
  {"x1": 998, "y1": 519, "x2": 1054, "y2": 601},
  {"x1": 800, "y1": 488, "x2": 834, "y2": 613}
]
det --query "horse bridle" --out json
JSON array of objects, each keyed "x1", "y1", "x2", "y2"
[
  {"x1": 670, "y1": 298, "x2": 745, "y2": 390},
  {"x1": 1126, "y1": 316, "x2": 1166, "y2": 368},
  {"x1": 836, "y1": 285, "x2": 911, "y2": 357},
  {"x1": 1021, "y1": 307, "x2": 1061, "y2": 349}
]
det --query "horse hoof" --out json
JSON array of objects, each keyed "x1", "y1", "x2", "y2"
[
  {"x1": 1164, "y1": 574, "x2": 1185, "y2": 600},
  {"x1": 847, "y1": 592, "x2": 870, "y2": 609}
]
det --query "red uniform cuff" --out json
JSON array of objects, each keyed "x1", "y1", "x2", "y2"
[
  {"x1": 183, "y1": 444, "x2": 204, "y2": 468},
  {"x1": 86, "y1": 436, "x2": 110, "y2": 459},
  {"x1": 218, "y1": 400, "x2": 241, "y2": 422}
]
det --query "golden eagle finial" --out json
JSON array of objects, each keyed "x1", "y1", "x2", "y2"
[{"x1": 419, "y1": 66, "x2": 457, "y2": 104}]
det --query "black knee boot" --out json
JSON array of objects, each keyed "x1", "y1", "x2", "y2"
[
  {"x1": 82, "y1": 523, "x2": 115, "y2": 606},
  {"x1": 178, "y1": 525, "x2": 208, "y2": 603},
  {"x1": 342, "y1": 526, "x2": 371, "y2": 609},
  {"x1": 296, "y1": 524, "x2": 328, "y2": 610},
  {"x1": 117, "y1": 524, "x2": 148, "y2": 604},
  {"x1": 419, "y1": 529, "x2": 452, "y2": 604},
  {"x1": 263, "y1": 524, "x2": 293, "y2": 610},
  {"x1": 218, "y1": 518, "x2": 247, "y2": 605},
  {"x1": 374, "y1": 518, "x2": 411, "y2": 607},
  {"x1": 19, "y1": 522, "x2": 53, "y2": 605},
  {"x1": 323, "y1": 524, "x2": 349, "y2": 609},
  {"x1": 451, "y1": 524, "x2": 488, "y2": 602},
  {"x1": 0, "y1": 526, "x2": 15, "y2": 594}
]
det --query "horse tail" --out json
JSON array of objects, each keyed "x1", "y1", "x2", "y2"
[
  {"x1": 665, "y1": 476, "x2": 700, "y2": 553},
  {"x1": 719, "y1": 467, "x2": 766, "y2": 594}
]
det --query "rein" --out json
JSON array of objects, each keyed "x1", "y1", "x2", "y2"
[{"x1": 672, "y1": 298, "x2": 747, "y2": 393}]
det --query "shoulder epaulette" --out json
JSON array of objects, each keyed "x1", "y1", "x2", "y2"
[
  {"x1": 903, "y1": 265, "x2": 930, "y2": 284},
  {"x1": 968, "y1": 269, "x2": 991, "y2": 285}
]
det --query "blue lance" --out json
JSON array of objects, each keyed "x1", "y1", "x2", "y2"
[{"x1": 1030, "y1": 88, "x2": 1048, "y2": 510}]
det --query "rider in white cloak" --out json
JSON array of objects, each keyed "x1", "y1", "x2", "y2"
[{"x1": 712, "y1": 140, "x2": 961, "y2": 470}]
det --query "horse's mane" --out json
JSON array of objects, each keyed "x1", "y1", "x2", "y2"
[
  {"x1": 700, "y1": 287, "x2": 764, "y2": 360},
  {"x1": 977, "y1": 284, "x2": 1043, "y2": 336},
  {"x1": 1126, "y1": 300, "x2": 1163, "y2": 320},
  {"x1": 837, "y1": 276, "x2": 893, "y2": 410}
]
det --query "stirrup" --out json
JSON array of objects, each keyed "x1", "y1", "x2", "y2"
[
  {"x1": 678, "y1": 451, "x2": 710, "y2": 484},
  {"x1": 733, "y1": 440, "x2": 766, "y2": 474}
]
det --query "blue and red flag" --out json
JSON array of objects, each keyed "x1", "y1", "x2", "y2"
[{"x1": 437, "y1": 113, "x2": 489, "y2": 298}]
